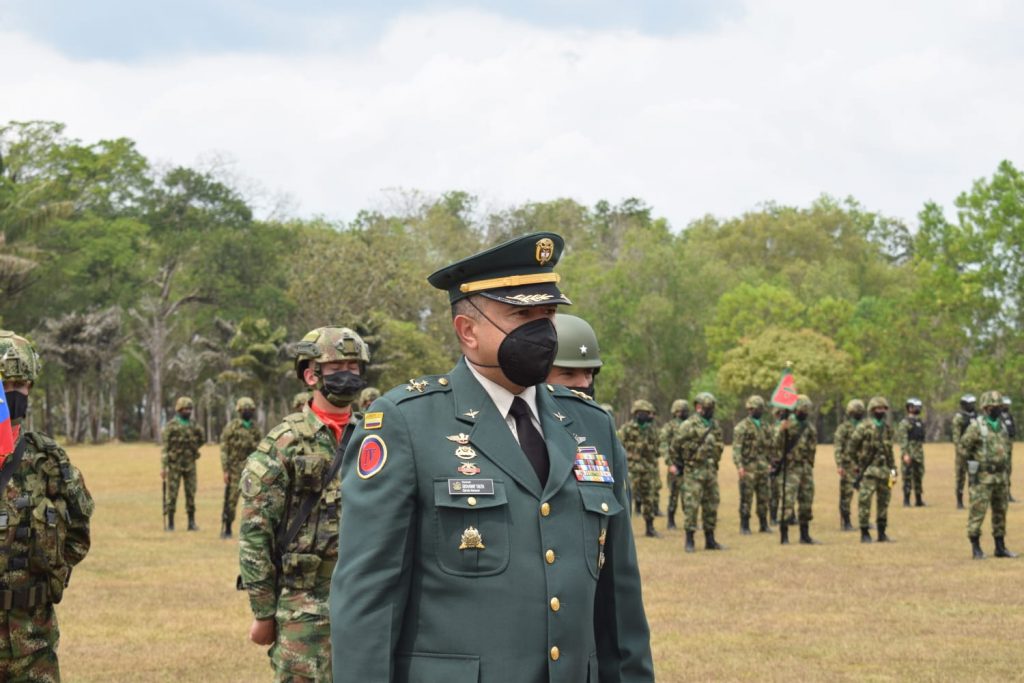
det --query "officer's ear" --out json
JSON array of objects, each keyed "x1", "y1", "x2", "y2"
[{"x1": 453, "y1": 313, "x2": 481, "y2": 350}]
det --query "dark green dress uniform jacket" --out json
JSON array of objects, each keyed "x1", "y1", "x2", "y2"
[{"x1": 329, "y1": 359, "x2": 654, "y2": 683}]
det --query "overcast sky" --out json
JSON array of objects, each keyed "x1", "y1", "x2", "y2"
[{"x1": 2, "y1": 0, "x2": 1022, "y2": 227}]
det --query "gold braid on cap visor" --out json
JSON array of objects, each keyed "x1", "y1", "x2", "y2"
[{"x1": 459, "y1": 272, "x2": 560, "y2": 293}]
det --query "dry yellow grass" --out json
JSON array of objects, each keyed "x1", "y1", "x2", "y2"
[{"x1": 55, "y1": 442, "x2": 1024, "y2": 682}]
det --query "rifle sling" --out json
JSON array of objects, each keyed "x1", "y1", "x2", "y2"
[
  {"x1": 275, "y1": 422, "x2": 355, "y2": 559},
  {"x1": 0, "y1": 437, "x2": 28, "y2": 500}
]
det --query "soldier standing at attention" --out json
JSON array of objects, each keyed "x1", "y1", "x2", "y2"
[
  {"x1": 0, "y1": 330, "x2": 93, "y2": 681},
  {"x1": 660, "y1": 399, "x2": 689, "y2": 530},
  {"x1": 219, "y1": 397, "x2": 261, "y2": 539},
  {"x1": 329, "y1": 232, "x2": 653, "y2": 683},
  {"x1": 952, "y1": 394, "x2": 976, "y2": 509},
  {"x1": 774, "y1": 395, "x2": 818, "y2": 545},
  {"x1": 850, "y1": 396, "x2": 896, "y2": 543},
  {"x1": 162, "y1": 396, "x2": 204, "y2": 531},
  {"x1": 238, "y1": 326, "x2": 370, "y2": 682},
  {"x1": 895, "y1": 397, "x2": 926, "y2": 507},
  {"x1": 833, "y1": 399, "x2": 864, "y2": 531},
  {"x1": 963, "y1": 391, "x2": 1017, "y2": 559},
  {"x1": 620, "y1": 400, "x2": 661, "y2": 538},
  {"x1": 672, "y1": 392, "x2": 725, "y2": 553},
  {"x1": 1000, "y1": 396, "x2": 1017, "y2": 503},
  {"x1": 732, "y1": 395, "x2": 773, "y2": 535},
  {"x1": 545, "y1": 313, "x2": 602, "y2": 397}
]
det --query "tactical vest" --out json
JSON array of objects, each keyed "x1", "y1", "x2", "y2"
[{"x1": 907, "y1": 418, "x2": 925, "y2": 442}]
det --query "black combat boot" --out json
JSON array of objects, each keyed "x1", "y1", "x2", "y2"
[
  {"x1": 166, "y1": 513, "x2": 175, "y2": 532},
  {"x1": 645, "y1": 518, "x2": 659, "y2": 538},
  {"x1": 634, "y1": 498, "x2": 642, "y2": 516},
  {"x1": 758, "y1": 514, "x2": 770, "y2": 533},
  {"x1": 704, "y1": 529, "x2": 724, "y2": 550},
  {"x1": 860, "y1": 527, "x2": 872, "y2": 543},
  {"x1": 841, "y1": 512, "x2": 854, "y2": 532},
  {"x1": 877, "y1": 522, "x2": 890, "y2": 542},
  {"x1": 740, "y1": 516, "x2": 751, "y2": 535},
  {"x1": 903, "y1": 492, "x2": 911, "y2": 507},
  {"x1": 221, "y1": 520, "x2": 232, "y2": 539},
  {"x1": 684, "y1": 530, "x2": 695, "y2": 553},
  {"x1": 187, "y1": 512, "x2": 199, "y2": 531},
  {"x1": 667, "y1": 511, "x2": 677, "y2": 530},
  {"x1": 915, "y1": 493, "x2": 925, "y2": 507},
  {"x1": 779, "y1": 523, "x2": 789, "y2": 545},
  {"x1": 970, "y1": 535, "x2": 985, "y2": 559},
  {"x1": 994, "y1": 536, "x2": 1018, "y2": 558},
  {"x1": 799, "y1": 523, "x2": 818, "y2": 545},
  {"x1": 956, "y1": 492, "x2": 965, "y2": 510}
]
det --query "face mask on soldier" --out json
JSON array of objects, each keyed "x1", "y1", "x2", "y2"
[
  {"x1": 635, "y1": 411, "x2": 653, "y2": 424},
  {"x1": 4, "y1": 390, "x2": 28, "y2": 422},
  {"x1": 751, "y1": 408, "x2": 763, "y2": 419},
  {"x1": 873, "y1": 410, "x2": 886, "y2": 421},
  {"x1": 795, "y1": 411, "x2": 807, "y2": 422},
  {"x1": 240, "y1": 409, "x2": 256, "y2": 421},
  {"x1": 179, "y1": 410, "x2": 192, "y2": 421},
  {"x1": 702, "y1": 407, "x2": 715, "y2": 420}
]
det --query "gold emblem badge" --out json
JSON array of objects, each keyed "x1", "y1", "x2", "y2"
[
  {"x1": 447, "y1": 433, "x2": 471, "y2": 445},
  {"x1": 459, "y1": 526, "x2": 485, "y2": 550},
  {"x1": 464, "y1": 409, "x2": 479, "y2": 419},
  {"x1": 406, "y1": 378, "x2": 428, "y2": 393},
  {"x1": 452, "y1": 481, "x2": 463, "y2": 492},
  {"x1": 455, "y1": 445, "x2": 477, "y2": 460},
  {"x1": 554, "y1": 412, "x2": 567, "y2": 422},
  {"x1": 598, "y1": 528, "x2": 607, "y2": 547},
  {"x1": 457, "y1": 462, "x2": 481, "y2": 475},
  {"x1": 535, "y1": 237, "x2": 554, "y2": 265}
]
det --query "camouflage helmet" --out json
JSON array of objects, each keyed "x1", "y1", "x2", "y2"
[
  {"x1": 175, "y1": 396, "x2": 194, "y2": 411},
  {"x1": 846, "y1": 399, "x2": 865, "y2": 416},
  {"x1": 236, "y1": 396, "x2": 256, "y2": 411},
  {"x1": 359, "y1": 386, "x2": 381, "y2": 406},
  {"x1": 694, "y1": 392, "x2": 716, "y2": 408},
  {"x1": 867, "y1": 396, "x2": 889, "y2": 411},
  {"x1": 745, "y1": 395, "x2": 765, "y2": 410},
  {"x1": 553, "y1": 314, "x2": 602, "y2": 369},
  {"x1": 631, "y1": 399, "x2": 655, "y2": 414},
  {"x1": 979, "y1": 390, "x2": 1003, "y2": 409},
  {"x1": 0, "y1": 330, "x2": 41, "y2": 383},
  {"x1": 293, "y1": 326, "x2": 370, "y2": 380},
  {"x1": 795, "y1": 394, "x2": 813, "y2": 412},
  {"x1": 670, "y1": 398, "x2": 689, "y2": 415}
]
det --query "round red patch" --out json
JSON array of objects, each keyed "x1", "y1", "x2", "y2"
[{"x1": 357, "y1": 435, "x2": 387, "y2": 479}]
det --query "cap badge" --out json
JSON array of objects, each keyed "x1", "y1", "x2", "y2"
[
  {"x1": 459, "y1": 526, "x2": 486, "y2": 550},
  {"x1": 579, "y1": 345, "x2": 588, "y2": 356},
  {"x1": 535, "y1": 237, "x2": 554, "y2": 265}
]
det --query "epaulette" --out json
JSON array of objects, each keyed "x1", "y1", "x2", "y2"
[
  {"x1": 386, "y1": 375, "x2": 453, "y2": 405},
  {"x1": 259, "y1": 421, "x2": 297, "y2": 452},
  {"x1": 547, "y1": 384, "x2": 605, "y2": 413},
  {"x1": 284, "y1": 412, "x2": 317, "y2": 438}
]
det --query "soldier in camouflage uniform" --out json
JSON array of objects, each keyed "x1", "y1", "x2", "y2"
[
  {"x1": 219, "y1": 397, "x2": 261, "y2": 539},
  {"x1": 963, "y1": 390, "x2": 1017, "y2": 559},
  {"x1": 850, "y1": 396, "x2": 896, "y2": 543},
  {"x1": 774, "y1": 395, "x2": 818, "y2": 545},
  {"x1": 358, "y1": 387, "x2": 380, "y2": 411},
  {"x1": 670, "y1": 392, "x2": 725, "y2": 552},
  {"x1": 1000, "y1": 396, "x2": 1017, "y2": 503},
  {"x1": 161, "y1": 396, "x2": 205, "y2": 532},
  {"x1": 660, "y1": 399, "x2": 689, "y2": 530},
  {"x1": 619, "y1": 399, "x2": 661, "y2": 538},
  {"x1": 238, "y1": 326, "x2": 370, "y2": 682},
  {"x1": 0, "y1": 330, "x2": 93, "y2": 682},
  {"x1": 833, "y1": 399, "x2": 865, "y2": 531},
  {"x1": 895, "y1": 397, "x2": 926, "y2": 507},
  {"x1": 732, "y1": 395, "x2": 773, "y2": 534},
  {"x1": 768, "y1": 407, "x2": 785, "y2": 525},
  {"x1": 952, "y1": 394, "x2": 976, "y2": 510}
]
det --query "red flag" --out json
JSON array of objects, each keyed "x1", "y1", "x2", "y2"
[
  {"x1": 0, "y1": 386, "x2": 14, "y2": 456},
  {"x1": 769, "y1": 367, "x2": 799, "y2": 409}
]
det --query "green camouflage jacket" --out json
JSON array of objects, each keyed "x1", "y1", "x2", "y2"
[
  {"x1": 849, "y1": 418, "x2": 895, "y2": 478},
  {"x1": 161, "y1": 418, "x2": 204, "y2": 469},
  {"x1": 659, "y1": 418, "x2": 685, "y2": 467},
  {"x1": 670, "y1": 414, "x2": 724, "y2": 469},
  {"x1": 895, "y1": 416, "x2": 926, "y2": 461},
  {"x1": 961, "y1": 416, "x2": 1010, "y2": 483},
  {"x1": 732, "y1": 416, "x2": 772, "y2": 470},
  {"x1": 774, "y1": 418, "x2": 817, "y2": 466},
  {"x1": 220, "y1": 418, "x2": 261, "y2": 473},
  {"x1": 618, "y1": 421, "x2": 660, "y2": 472},
  {"x1": 833, "y1": 419, "x2": 860, "y2": 470},
  {"x1": 951, "y1": 411, "x2": 974, "y2": 454}
]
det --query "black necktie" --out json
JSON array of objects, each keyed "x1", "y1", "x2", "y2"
[{"x1": 509, "y1": 397, "x2": 549, "y2": 487}]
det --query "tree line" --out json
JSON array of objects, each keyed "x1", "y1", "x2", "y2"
[{"x1": 1, "y1": 120, "x2": 1021, "y2": 443}]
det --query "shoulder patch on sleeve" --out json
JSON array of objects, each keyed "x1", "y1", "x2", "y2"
[{"x1": 356, "y1": 435, "x2": 388, "y2": 479}]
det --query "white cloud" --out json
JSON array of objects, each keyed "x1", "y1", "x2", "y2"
[{"x1": 2, "y1": 0, "x2": 1023, "y2": 227}]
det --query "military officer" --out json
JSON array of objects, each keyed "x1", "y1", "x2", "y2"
[
  {"x1": 1001, "y1": 396, "x2": 1017, "y2": 503},
  {"x1": 660, "y1": 399, "x2": 689, "y2": 530},
  {"x1": 952, "y1": 394, "x2": 976, "y2": 509},
  {"x1": 619, "y1": 399, "x2": 661, "y2": 538},
  {"x1": 774, "y1": 395, "x2": 818, "y2": 545},
  {"x1": 732, "y1": 395, "x2": 773, "y2": 534},
  {"x1": 963, "y1": 390, "x2": 1017, "y2": 559},
  {"x1": 895, "y1": 397, "x2": 926, "y2": 507},
  {"x1": 0, "y1": 330, "x2": 93, "y2": 681},
  {"x1": 833, "y1": 399, "x2": 865, "y2": 531},
  {"x1": 219, "y1": 396, "x2": 261, "y2": 538},
  {"x1": 329, "y1": 232, "x2": 653, "y2": 683},
  {"x1": 238, "y1": 326, "x2": 370, "y2": 681},
  {"x1": 670, "y1": 392, "x2": 725, "y2": 552},
  {"x1": 850, "y1": 396, "x2": 896, "y2": 543},
  {"x1": 161, "y1": 396, "x2": 204, "y2": 531},
  {"x1": 545, "y1": 313, "x2": 602, "y2": 397}
]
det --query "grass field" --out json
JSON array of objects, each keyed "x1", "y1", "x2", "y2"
[{"x1": 55, "y1": 442, "x2": 1024, "y2": 682}]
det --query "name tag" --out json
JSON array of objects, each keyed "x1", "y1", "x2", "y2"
[{"x1": 448, "y1": 478, "x2": 495, "y2": 495}]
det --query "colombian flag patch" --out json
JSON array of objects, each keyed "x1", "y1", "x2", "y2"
[
  {"x1": 363, "y1": 412, "x2": 383, "y2": 429},
  {"x1": 357, "y1": 435, "x2": 387, "y2": 479}
]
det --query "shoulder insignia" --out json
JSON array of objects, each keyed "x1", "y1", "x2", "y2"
[
  {"x1": 247, "y1": 459, "x2": 269, "y2": 478},
  {"x1": 364, "y1": 412, "x2": 383, "y2": 429},
  {"x1": 406, "y1": 378, "x2": 429, "y2": 393},
  {"x1": 385, "y1": 375, "x2": 451, "y2": 405},
  {"x1": 357, "y1": 435, "x2": 388, "y2": 479},
  {"x1": 267, "y1": 424, "x2": 290, "y2": 440},
  {"x1": 570, "y1": 389, "x2": 594, "y2": 401}
]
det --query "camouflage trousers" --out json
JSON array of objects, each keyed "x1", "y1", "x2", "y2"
[
  {"x1": 223, "y1": 460, "x2": 246, "y2": 525},
  {"x1": 165, "y1": 460, "x2": 197, "y2": 515},
  {"x1": 901, "y1": 455, "x2": 925, "y2": 498},
  {"x1": 1008, "y1": 442, "x2": 1014, "y2": 496},
  {"x1": 738, "y1": 465, "x2": 770, "y2": 520},
  {"x1": 666, "y1": 468, "x2": 683, "y2": 518},
  {"x1": 769, "y1": 471, "x2": 782, "y2": 520},
  {"x1": 967, "y1": 476, "x2": 1009, "y2": 538},
  {"x1": 955, "y1": 448, "x2": 967, "y2": 498},
  {"x1": 838, "y1": 470, "x2": 857, "y2": 519},
  {"x1": 270, "y1": 611, "x2": 331, "y2": 682},
  {"x1": 0, "y1": 606, "x2": 60, "y2": 683},
  {"x1": 858, "y1": 470, "x2": 892, "y2": 528},
  {"x1": 682, "y1": 463, "x2": 719, "y2": 532},
  {"x1": 630, "y1": 463, "x2": 659, "y2": 522},
  {"x1": 782, "y1": 461, "x2": 814, "y2": 524}
]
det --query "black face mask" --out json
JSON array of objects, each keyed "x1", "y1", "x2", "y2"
[
  {"x1": 987, "y1": 407, "x2": 1002, "y2": 419},
  {"x1": 179, "y1": 410, "x2": 192, "y2": 421},
  {"x1": 795, "y1": 412, "x2": 807, "y2": 422},
  {"x1": 318, "y1": 370, "x2": 367, "y2": 407},
  {"x1": 873, "y1": 411, "x2": 887, "y2": 421},
  {"x1": 679, "y1": 410, "x2": 690, "y2": 420},
  {"x1": 852, "y1": 411, "x2": 865, "y2": 420},
  {"x1": 466, "y1": 301, "x2": 558, "y2": 388},
  {"x1": 4, "y1": 391, "x2": 28, "y2": 422},
  {"x1": 240, "y1": 410, "x2": 256, "y2": 421},
  {"x1": 635, "y1": 411, "x2": 653, "y2": 424},
  {"x1": 751, "y1": 409, "x2": 763, "y2": 419},
  {"x1": 702, "y1": 408, "x2": 715, "y2": 420}
]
